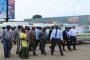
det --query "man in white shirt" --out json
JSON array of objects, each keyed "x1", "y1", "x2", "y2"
[
  {"x1": 50, "y1": 26, "x2": 64, "y2": 56},
  {"x1": 68, "y1": 26, "x2": 77, "y2": 50},
  {"x1": 46, "y1": 27, "x2": 50, "y2": 41},
  {"x1": 35, "y1": 27, "x2": 40, "y2": 48}
]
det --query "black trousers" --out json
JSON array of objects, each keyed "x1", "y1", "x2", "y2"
[
  {"x1": 39, "y1": 40, "x2": 46, "y2": 53},
  {"x1": 28, "y1": 42, "x2": 36, "y2": 54},
  {"x1": 69, "y1": 36, "x2": 77, "y2": 49},
  {"x1": 35, "y1": 39, "x2": 40, "y2": 48},
  {"x1": 51, "y1": 38, "x2": 63, "y2": 54},
  {"x1": 61, "y1": 38, "x2": 71, "y2": 51}
]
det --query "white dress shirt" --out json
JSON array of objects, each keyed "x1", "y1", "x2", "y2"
[
  {"x1": 46, "y1": 29, "x2": 50, "y2": 35},
  {"x1": 68, "y1": 28, "x2": 77, "y2": 37},
  {"x1": 50, "y1": 29, "x2": 63, "y2": 40}
]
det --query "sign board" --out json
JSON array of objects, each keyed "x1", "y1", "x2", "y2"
[
  {"x1": 8, "y1": 0, "x2": 15, "y2": 19},
  {"x1": 0, "y1": 0, "x2": 15, "y2": 19},
  {"x1": 0, "y1": 0, "x2": 7, "y2": 18},
  {"x1": 88, "y1": 16, "x2": 90, "y2": 22},
  {"x1": 68, "y1": 17, "x2": 79, "y2": 23}
]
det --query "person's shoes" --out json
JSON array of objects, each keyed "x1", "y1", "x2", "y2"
[
  {"x1": 73, "y1": 49, "x2": 77, "y2": 50},
  {"x1": 41, "y1": 52, "x2": 47, "y2": 55},
  {"x1": 68, "y1": 48, "x2": 72, "y2": 51},
  {"x1": 69, "y1": 49, "x2": 72, "y2": 51},
  {"x1": 68, "y1": 47, "x2": 72, "y2": 51},
  {"x1": 43, "y1": 53, "x2": 47, "y2": 55},
  {"x1": 50, "y1": 46, "x2": 51, "y2": 49},
  {"x1": 16, "y1": 52, "x2": 19, "y2": 54},
  {"x1": 33, "y1": 53, "x2": 37, "y2": 56},
  {"x1": 9, "y1": 52, "x2": 11, "y2": 55},
  {"x1": 4, "y1": 56, "x2": 9, "y2": 58},
  {"x1": 61, "y1": 54, "x2": 64, "y2": 56},
  {"x1": 63, "y1": 49, "x2": 66, "y2": 51},
  {"x1": 51, "y1": 52, "x2": 53, "y2": 55}
]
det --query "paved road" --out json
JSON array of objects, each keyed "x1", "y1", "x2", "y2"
[{"x1": 0, "y1": 43, "x2": 90, "y2": 60}]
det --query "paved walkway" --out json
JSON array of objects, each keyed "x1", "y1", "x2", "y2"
[{"x1": 0, "y1": 43, "x2": 90, "y2": 60}]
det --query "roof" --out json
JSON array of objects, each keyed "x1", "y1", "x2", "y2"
[
  {"x1": 24, "y1": 15, "x2": 90, "y2": 25},
  {"x1": 0, "y1": 22, "x2": 29, "y2": 27}
]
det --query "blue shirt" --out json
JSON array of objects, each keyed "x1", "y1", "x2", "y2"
[
  {"x1": 35, "y1": 29, "x2": 40, "y2": 40},
  {"x1": 2, "y1": 29, "x2": 13, "y2": 40}
]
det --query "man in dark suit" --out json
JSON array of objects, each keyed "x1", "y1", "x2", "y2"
[
  {"x1": 62, "y1": 27, "x2": 71, "y2": 51},
  {"x1": 49, "y1": 26, "x2": 54, "y2": 49},
  {"x1": 48, "y1": 26, "x2": 54, "y2": 40}
]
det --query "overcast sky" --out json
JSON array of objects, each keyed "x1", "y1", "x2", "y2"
[{"x1": 15, "y1": 0, "x2": 90, "y2": 21}]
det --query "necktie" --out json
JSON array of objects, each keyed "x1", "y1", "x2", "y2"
[{"x1": 55, "y1": 29, "x2": 57, "y2": 37}]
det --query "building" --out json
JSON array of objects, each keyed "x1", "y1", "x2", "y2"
[{"x1": 24, "y1": 15, "x2": 90, "y2": 25}]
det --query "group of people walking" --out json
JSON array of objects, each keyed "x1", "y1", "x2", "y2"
[{"x1": 1, "y1": 25, "x2": 77, "y2": 58}]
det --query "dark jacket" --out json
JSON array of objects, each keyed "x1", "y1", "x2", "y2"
[
  {"x1": 48, "y1": 29, "x2": 53, "y2": 40},
  {"x1": 63, "y1": 30, "x2": 68, "y2": 41},
  {"x1": 28, "y1": 30, "x2": 35, "y2": 43},
  {"x1": 39, "y1": 30, "x2": 47, "y2": 41}
]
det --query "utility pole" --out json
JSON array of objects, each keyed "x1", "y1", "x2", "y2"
[
  {"x1": 74, "y1": 0, "x2": 79, "y2": 24},
  {"x1": 74, "y1": 0, "x2": 76, "y2": 24},
  {"x1": 5, "y1": 0, "x2": 9, "y2": 22}
]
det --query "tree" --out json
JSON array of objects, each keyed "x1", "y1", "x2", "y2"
[{"x1": 33, "y1": 15, "x2": 42, "y2": 19}]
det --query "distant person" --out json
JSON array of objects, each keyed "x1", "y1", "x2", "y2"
[
  {"x1": 49, "y1": 26, "x2": 54, "y2": 49},
  {"x1": 68, "y1": 26, "x2": 77, "y2": 50},
  {"x1": 46, "y1": 27, "x2": 50, "y2": 40},
  {"x1": 39, "y1": 28, "x2": 47, "y2": 55},
  {"x1": 19, "y1": 28, "x2": 28, "y2": 58},
  {"x1": 50, "y1": 26, "x2": 64, "y2": 56},
  {"x1": 9, "y1": 27, "x2": 14, "y2": 54},
  {"x1": 13, "y1": 25, "x2": 23, "y2": 54},
  {"x1": 35, "y1": 27, "x2": 40, "y2": 48},
  {"x1": 62, "y1": 27, "x2": 70, "y2": 51},
  {"x1": 1, "y1": 25, "x2": 13, "y2": 58},
  {"x1": 28, "y1": 27, "x2": 37, "y2": 56},
  {"x1": 49, "y1": 26, "x2": 54, "y2": 41}
]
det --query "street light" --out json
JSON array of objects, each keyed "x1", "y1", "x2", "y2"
[
  {"x1": 74, "y1": 0, "x2": 79, "y2": 24},
  {"x1": 74, "y1": 0, "x2": 76, "y2": 24}
]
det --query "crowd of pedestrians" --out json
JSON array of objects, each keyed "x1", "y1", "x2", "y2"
[{"x1": 1, "y1": 25, "x2": 77, "y2": 58}]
